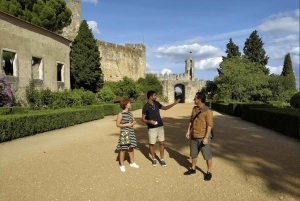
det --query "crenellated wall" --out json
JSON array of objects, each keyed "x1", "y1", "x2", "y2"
[
  {"x1": 97, "y1": 40, "x2": 146, "y2": 82},
  {"x1": 147, "y1": 57, "x2": 206, "y2": 103}
]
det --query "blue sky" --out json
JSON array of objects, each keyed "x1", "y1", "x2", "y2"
[{"x1": 81, "y1": 0, "x2": 299, "y2": 89}]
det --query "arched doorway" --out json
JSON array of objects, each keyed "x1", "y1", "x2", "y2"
[{"x1": 174, "y1": 84, "x2": 185, "y2": 103}]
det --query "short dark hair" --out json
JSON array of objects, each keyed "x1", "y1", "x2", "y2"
[
  {"x1": 120, "y1": 98, "x2": 130, "y2": 110},
  {"x1": 147, "y1": 90, "x2": 156, "y2": 99},
  {"x1": 195, "y1": 92, "x2": 206, "y2": 103}
]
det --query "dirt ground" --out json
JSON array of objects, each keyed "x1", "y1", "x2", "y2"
[{"x1": 0, "y1": 103, "x2": 299, "y2": 201}]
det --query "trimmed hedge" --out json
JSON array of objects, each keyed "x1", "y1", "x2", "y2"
[
  {"x1": 0, "y1": 105, "x2": 105, "y2": 142},
  {"x1": 0, "y1": 101, "x2": 146, "y2": 143},
  {"x1": 211, "y1": 102, "x2": 299, "y2": 139},
  {"x1": 241, "y1": 105, "x2": 299, "y2": 139}
]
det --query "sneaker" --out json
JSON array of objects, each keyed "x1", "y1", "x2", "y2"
[
  {"x1": 204, "y1": 172, "x2": 212, "y2": 181},
  {"x1": 130, "y1": 163, "x2": 139, "y2": 168},
  {"x1": 152, "y1": 159, "x2": 157, "y2": 167},
  {"x1": 184, "y1": 169, "x2": 196, "y2": 175},
  {"x1": 161, "y1": 160, "x2": 167, "y2": 167},
  {"x1": 120, "y1": 166, "x2": 125, "y2": 172}
]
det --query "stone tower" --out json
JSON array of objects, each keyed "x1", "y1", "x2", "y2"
[
  {"x1": 151, "y1": 56, "x2": 206, "y2": 103},
  {"x1": 185, "y1": 56, "x2": 195, "y2": 80},
  {"x1": 61, "y1": 0, "x2": 82, "y2": 41}
]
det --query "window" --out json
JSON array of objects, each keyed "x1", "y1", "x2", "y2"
[
  {"x1": 1, "y1": 50, "x2": 17, "y2": 77},
  {"x1": 57, "y1": 63, "x2": 64, "y2": 82},
  {"x1": 32, "y1": 57, "x2": 43, "y2": 80}
]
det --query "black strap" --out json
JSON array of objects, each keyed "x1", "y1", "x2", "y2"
[{"x1": 192, "y1": 107, "x2": 210, "y2": 122}]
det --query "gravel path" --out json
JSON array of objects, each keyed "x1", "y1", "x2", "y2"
[{"x1": 0, "y1": 103, "x2": 299, "y2": 201}]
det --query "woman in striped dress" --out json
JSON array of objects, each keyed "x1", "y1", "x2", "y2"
[{"x1": 116, "y1": 99, "x2": 139, "y2": 172}]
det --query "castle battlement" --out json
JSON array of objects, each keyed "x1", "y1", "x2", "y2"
[
  {"x1": 97, "y1": 40, "x2": 145, "y2": 52},
  {"x1": 66, "y1": 0, "x2": 81, "y2": 4}
]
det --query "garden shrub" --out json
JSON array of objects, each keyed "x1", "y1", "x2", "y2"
[
  {"x1": 97, "y1": 85, "x2": 115, "y2": 102},
  {"x1": 290, "y1": 92, "x2": 300, "y2": 108}
]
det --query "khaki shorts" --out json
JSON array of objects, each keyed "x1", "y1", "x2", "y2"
[
  {"x1": 190, "y1": 137, "x2": 212, "y2": 160},
  {"x1": 148, "y1": 126, "x2": 165, "y2": 144}
]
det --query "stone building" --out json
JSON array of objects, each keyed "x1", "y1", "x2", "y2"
[
  {"x1": 0, "y1": 11, "x2": 72, "y2": 99},
  {"x1": 150, "y1": 57, "x2": 206, "y2": 103}
]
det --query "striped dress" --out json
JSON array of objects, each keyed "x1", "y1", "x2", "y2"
[{"x1": 117, "y1": 111, "x2": 137, "y2": 150}]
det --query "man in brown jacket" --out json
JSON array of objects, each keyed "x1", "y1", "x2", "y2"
[{"x1": 184, "y1": 92, "x2": 213, "y2": 181}]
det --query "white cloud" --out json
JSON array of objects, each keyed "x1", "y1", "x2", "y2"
[
  {"x1": 268, "y1": 65, "x2": 283, "y2": 75},
  {"x1": 87, "y1": 21, "x2": 101, "y2": 35},
  {"x1": 82, "y1": 0, "x2": 98, "y2": 4},
  {"x1": 185, "y1": 37, "x2": 204, "y2": 45},
  {"x1": 161, "y1": 68, "x2": 172, "y2": 75},
  {"x1": 146, "y1": 63, "x2": 159, "y2": 74},
  {"x1": 268, "y1": 35, "x2": 298, "y2": 44},
  {"x1": 154, "y1": 43, "x2": 224, "y2": 63},
  {"x1": 257, "y1": 9, "x2": 300, "y2": 33},
  {"x1": 195, "y1": 57, "x2": 222, "y2": 71}
]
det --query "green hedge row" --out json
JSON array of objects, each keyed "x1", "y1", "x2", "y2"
[
  {"x1": 211, "y1": 102, "x2": 299, "y2": 139},
  {"x1": 0, "y1": 101, "x2": 146, "y2": 143},
  {"x1": 241, "y1": 105, "x2": 299, "y2": 139}
]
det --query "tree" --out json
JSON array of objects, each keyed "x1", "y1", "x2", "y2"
[
  {"x1": 115, "y1": 77, "x2": 142, "y2": 99},
  {"x1": 97, "y1": 85, "x2": 115, "y2": 102},
  {"x1": 214, "y1": 56, "x2": 271, "y2": 102},
  {"x1": 280, "y1": 53, "x2": 297, "y2": 92},
  {"x1": 137, "y1": 74, "x2": 162, "y2": 95},
  {"x1": 70, "y1": 20, "x2": 103, "y2": 93},
  {"x1": 243, "y1": 30, "x2": 269, "y2": 75},
  {"x1": 204, "y1": 80, "x2": 217, "y2": 97},
  {"x1": 218, "y1": 38, "x2": 241, "y2": 75},
  {"x1": 0, "y1": 0, "x2": 71, "y2": 33}
]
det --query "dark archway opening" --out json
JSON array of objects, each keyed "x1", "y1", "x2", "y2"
[{"x1": 174, "y1": 84, "x2": 185, "y2": 103}]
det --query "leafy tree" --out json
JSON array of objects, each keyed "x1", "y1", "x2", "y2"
[
  {"x1": 280, "y1": 53, "x2": 297, "y2": 92},
  {"x1": 202, "y1": 80, "x2": 217, "y2": 97},
  {"x1": 70, "y1": 20, "x2": 103, "y2": 93},
  {"x1": 218, "y1": 38, "x2": 241, "y2": 75},
  {"x1": 243, "y1": 30, "x2": 269, "y2": 75},
  {"x1": 0, "y1": 0, "x2": 71, "y2": 33},
  {"x1": 137, "y1": 74, "x2": 162, "y2": 95},
  {"x1": 97, "y1": 85, "x2": 115, "y2": 102},
  {"x1": 115, "y1": 77, "x2": 142, "y2": 99},
  {"x1": 214, "y1": 56, "x2": 270, "y2": 102}
]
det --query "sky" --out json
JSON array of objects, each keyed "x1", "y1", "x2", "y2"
[{"x1": 81, "y1": 0, "x2": 299, "y2": 89}]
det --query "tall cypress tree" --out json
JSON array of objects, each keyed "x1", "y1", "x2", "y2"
[
  {"x1": 70, "y1": 20, "x2": 103, "y2": 92},
  {"x1": 243, "y1": 30, "x2": 269, "y2": 75},
  {"x1": 218, "y1": 38, "x2": 241, "y2": 75},
  {"x1": 280, "y1": 53, "x2": 296, "y2": 91}
]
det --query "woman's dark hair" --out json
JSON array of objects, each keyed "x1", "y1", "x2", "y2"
[
  {"x1": 120, "y1": 98, "x2": 130, "y2": 110},
  {"x1": 147, "y1": 90, "x2": 156, "y2": 99},
  {"x1": 195, "y1": 92, "x2": 206, "y2": 103}
]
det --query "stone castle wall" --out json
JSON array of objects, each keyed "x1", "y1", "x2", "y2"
[
  {"x1": 149, "y1": 72, "x2": 206, "y2": 103},
  {"x1": 62, "y1": 0, "x2": 146, "y2": 82},
  {"x1": 97, "y1": 40, "x2": 146, "y2": 82},
  {"x1": 61, "y1": 0, "x2": 81, "y2": 41}
]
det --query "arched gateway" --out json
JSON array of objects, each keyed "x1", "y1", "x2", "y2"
[{"x1": 149, "y1": 57, "x2": 206, "y2": 103}]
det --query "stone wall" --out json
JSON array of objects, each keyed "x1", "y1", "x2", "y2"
[
  {"x1": 0, "y1": 11, "x2": 71, "y2": 100},
  {"x1": 157, "y1": 74, "x2": 206, "y2": 103},
  {"x1": 148, "y1": 57, "x2": 206, "y2": 103},
  {"x1": 61, "y1": 0, "x2": 81, "y2": 41},
  {"x1": 97, "y1": 40, "x2": 146, "y2": 82}
]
